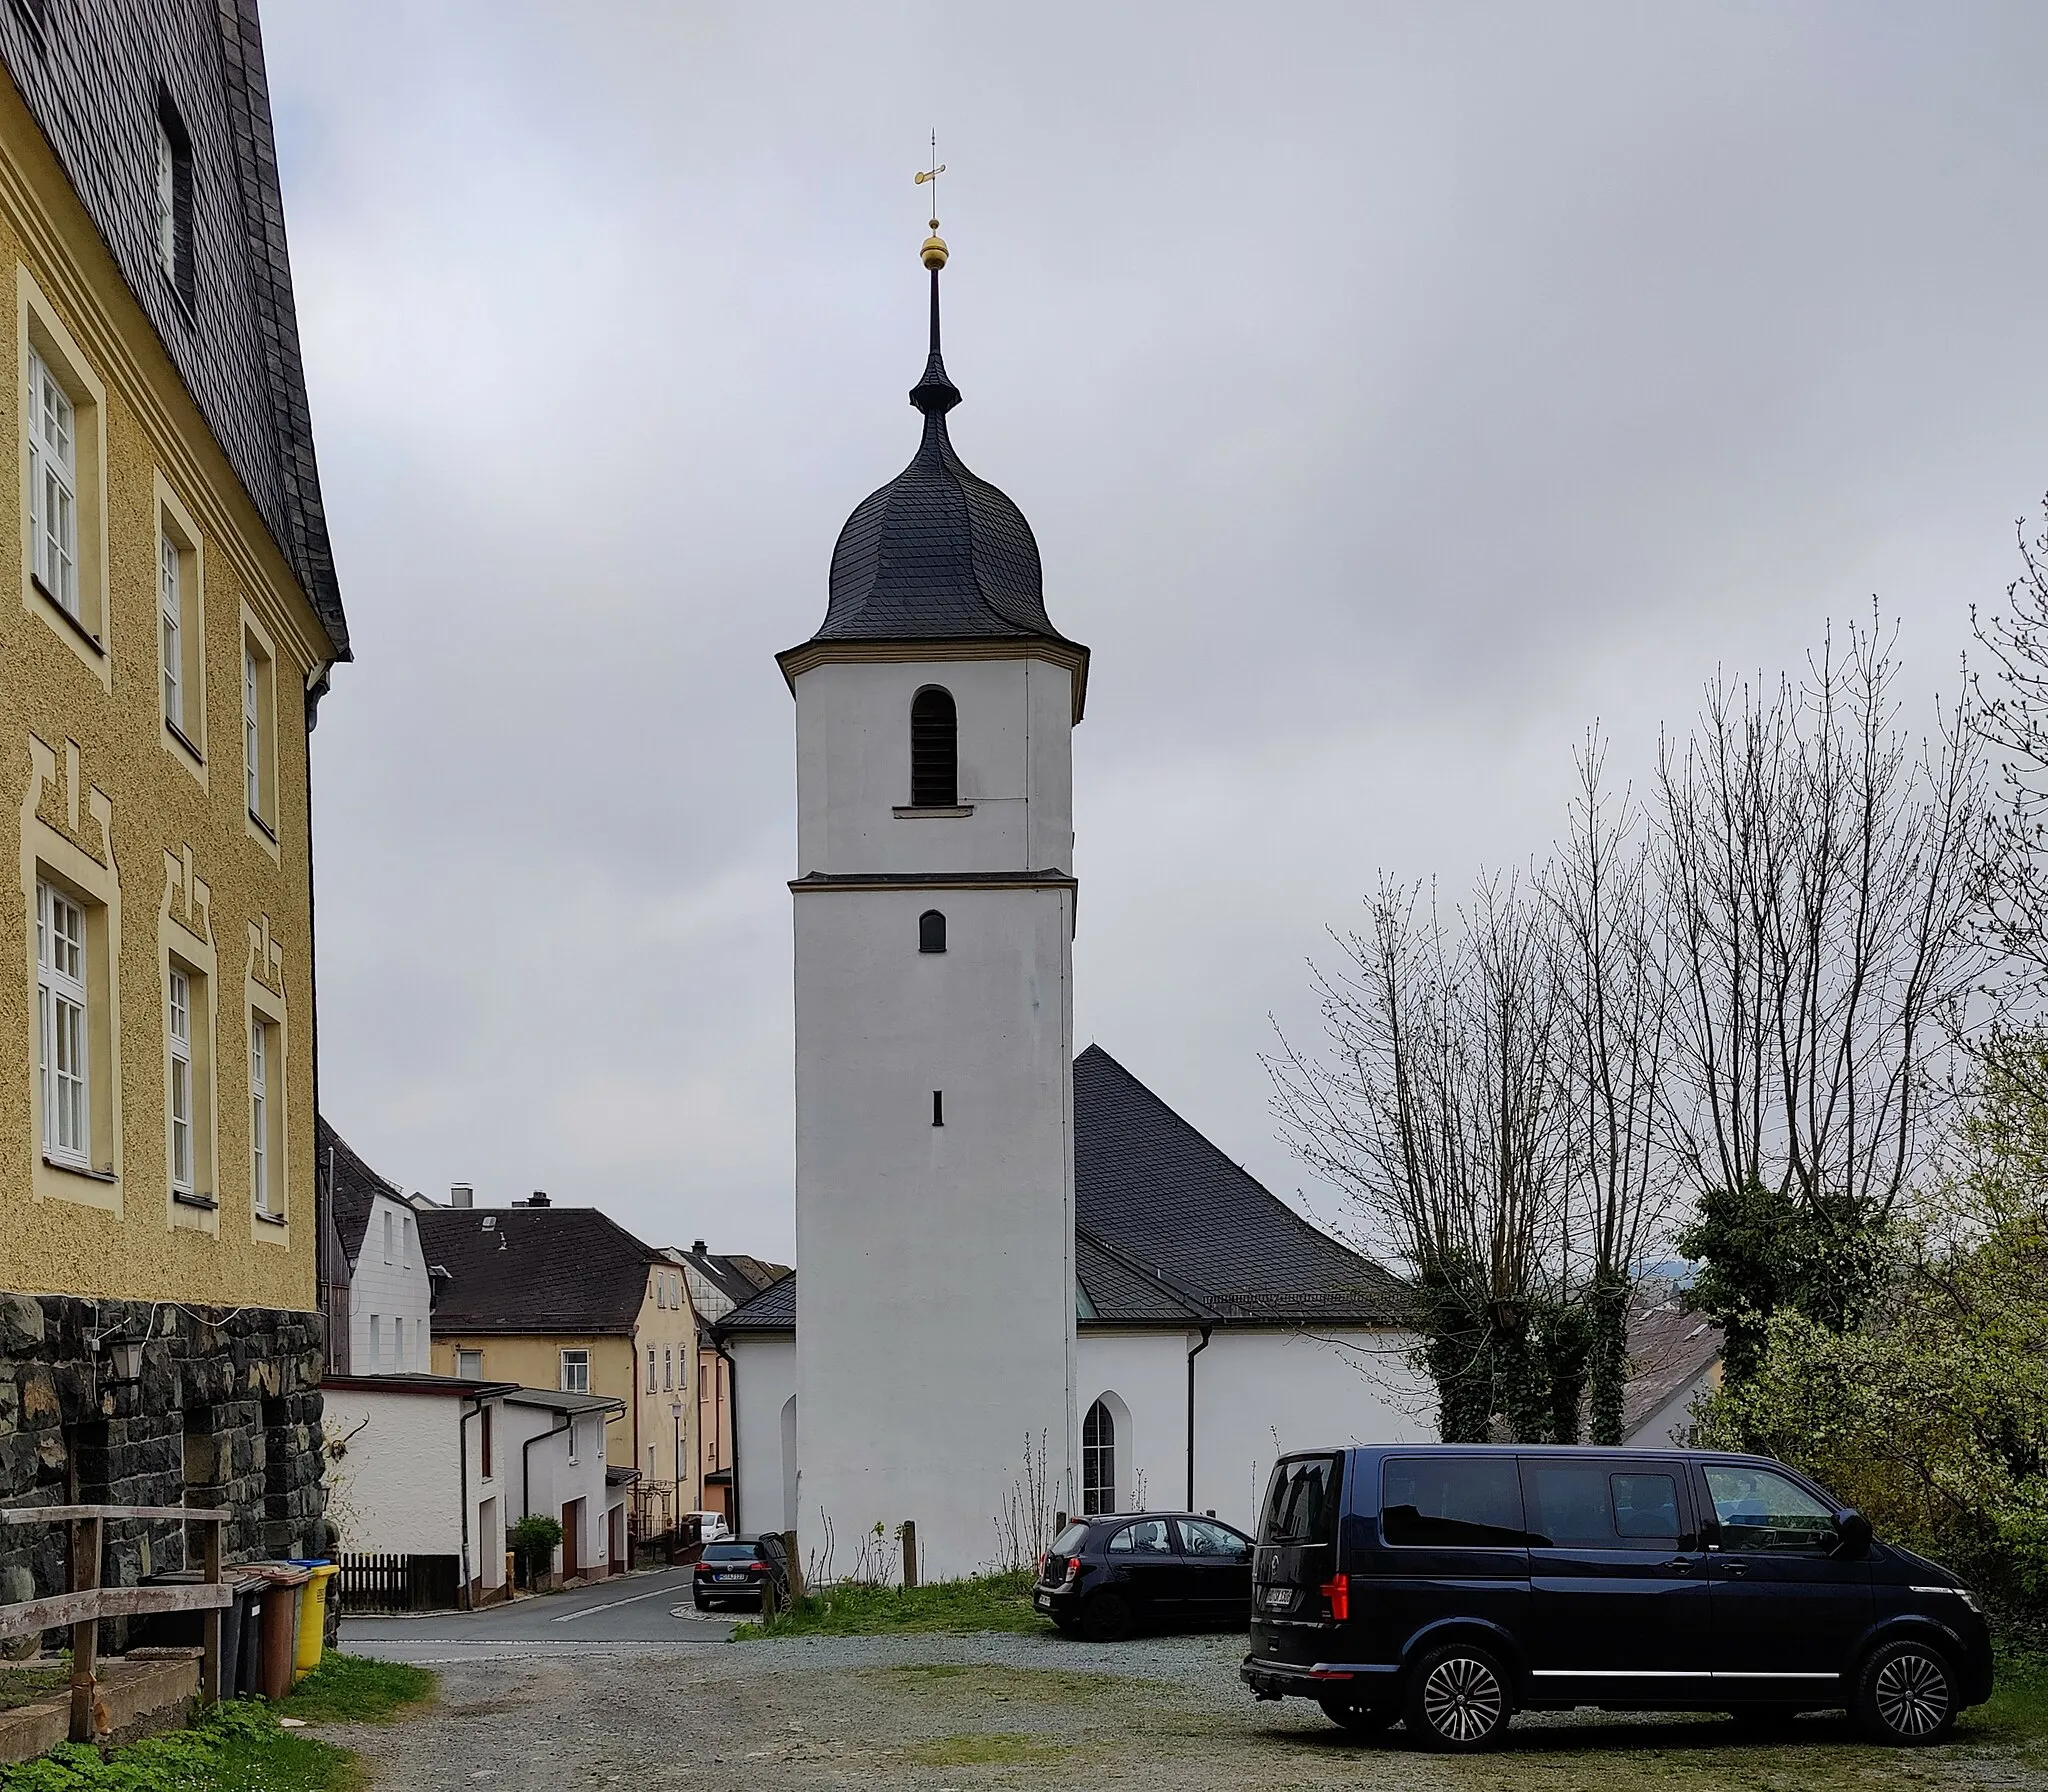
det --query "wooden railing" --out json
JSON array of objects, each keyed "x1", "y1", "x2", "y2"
[{"x1": 0, "y1": 1505, "x2": 231, "y2": 1743}]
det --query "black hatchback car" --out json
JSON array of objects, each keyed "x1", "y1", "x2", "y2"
[
  {"x1": 692, "y1": 1534, "x2": 791, "y2": 1611},
  {"x1": 1034, "y1": 1512, "x2": 1254, "y2": 1640},
  {"x1": 1241, "y1": 1445, "x2": 1991, "y2": 1752}
]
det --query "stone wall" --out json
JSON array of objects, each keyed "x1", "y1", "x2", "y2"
[{"x1": 0, "y1": 1292, "x2": 327, "y2": 1621}]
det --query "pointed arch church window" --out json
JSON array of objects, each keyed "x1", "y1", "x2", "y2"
[
  {"x1": 919, "y1": 910, "x2": 947, "y2": 953},
  {"x1": 910, "y1": 687, "x2": 957, "y2": 806},
  {"x1": 1082, "y1": 1398, "x2": 1116, "y2": 1515}
]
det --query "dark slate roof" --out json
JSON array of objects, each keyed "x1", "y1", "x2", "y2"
[
  {"x1": 717, "y1": 1047, "x2": 1413, "y2": 1333},
  {"x1": 809, "y1": 270, "x2": 1073, "y2": 649},
  {"x1": 1073, "y1": 1046, "x2": 1414, "y2": 1326},
  {"x1": 674, "y1": 1248, "x2": 790, "y2": 1313},
  {"x1": 718, "y1": 1270, "x2": 794, "y2": 1332},
  {"x1": 316, "y1": 1116, "x2": 401, "y2": 1268},
  {"x1": 418, "y1": 1206, "x2": 664, "y2": 1335},
  {"x1": 0, "y1": 0, "x2": 347, "y2": 657}
]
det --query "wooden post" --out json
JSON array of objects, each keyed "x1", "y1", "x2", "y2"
[
  {"x1": 901, "y1": 1521, "x2": 918, "y2": 1589},
  {"x1": 761, "y1": 1575, "x2": 779, "y2": 1621},
  {"x1": 68, "y1": 1515, "x2": 101, "y2": 1744},
  {"x1": 199, "y1": 1520, "x2": 223, "y2": 1706},
  {"x1": 780, "y1": 1530, "x2": 805, "y2": 1601}
]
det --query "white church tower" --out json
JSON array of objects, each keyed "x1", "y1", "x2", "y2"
[{"x1": 775, "y1": 222, "x2": 1087, "y2": 1580}]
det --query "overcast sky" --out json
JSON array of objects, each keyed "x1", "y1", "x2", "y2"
[{"x1": 263, "y1": 1, "x2": 2048, "y2": 1258}]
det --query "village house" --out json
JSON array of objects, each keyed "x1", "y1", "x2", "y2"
[
  {"x1": 420, "y1": 1199, "x2": 699, "y2": 1547},
  {"x1": 317, "y1": 1118, "x2": 433, "y2": 1376},
  {"x1": 670, "y1": 1242, "x2": 787, "y2": 1526},
  {"x1": 0, "y1": 0, "x2": 348, "y2": 1605}
]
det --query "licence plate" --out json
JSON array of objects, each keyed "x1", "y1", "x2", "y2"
[
  {"x1": 714, "y1": 1573, "x2": 748, "y2": 1583},
  {"x1": 1262, "y1": 1587, "x2": 1294, "y2": 1609},
  {"x1": 1034, "y1": 1594, "x2": 1052, "y2": 1611}
]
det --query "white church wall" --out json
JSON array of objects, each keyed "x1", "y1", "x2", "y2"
[
  {"x1": 1193, "y1": 1329, "x2": 1435, "y2": 1530},
  {"x1": 793, "y1": 656, "x2": 1075, "y2": 876},
  {"x1": 1075, "y1": 1331, "x2": 1196, "y2": 1516},
  {"x1": 729, "y1": 1332, "x2": 795, "y2": 1537}
]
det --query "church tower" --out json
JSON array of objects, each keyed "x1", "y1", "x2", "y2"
[{"x1": 777, "y1": 222, "x2": 1086, "y2": 1580}]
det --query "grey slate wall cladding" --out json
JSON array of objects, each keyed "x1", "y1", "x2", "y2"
[
  {"x1": 0, "y1": 1291, "x2": 328, "y2": 1619},
  {"x1": 0, "y1": 0, "x2": 346, "y2": 654}
]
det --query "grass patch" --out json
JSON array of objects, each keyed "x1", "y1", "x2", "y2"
[
  {"x1": 279, "y1": 1653, "x2": 435, "y2": 1725},
  {"x1": 733, "y1": 1569, "x2": 1046, "y2": 1639},
  {"x1": 901, "y1": 1732, "x2": 1064, "y2": 1768},
  {"x1": 1966, "y1": 1650, "x2": 2048, "y2": 1753},
  {"x1": 0, "y1": 1670, "x2": 67, "y2": 1714},
  {"x1": 0, "y1": 1699, "x2": 355, "y2": 1791}
]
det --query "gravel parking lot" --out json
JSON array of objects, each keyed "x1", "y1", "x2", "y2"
[{"x1": 321, "y1": 1626, "x2": 2046, "y2": 1792}]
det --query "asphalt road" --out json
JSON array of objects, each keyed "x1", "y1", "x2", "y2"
[{"x1": 338, "y1": 1565, "x2": 740, "y2": 1663}]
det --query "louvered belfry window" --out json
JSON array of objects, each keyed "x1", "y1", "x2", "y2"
[{"x1": 910, "y1": 687, "x2": 957, "y2": 807}]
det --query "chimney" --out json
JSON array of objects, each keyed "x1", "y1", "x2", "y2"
[
  {"x1": 527, "y1": 1191, "x2": 551, "y2": 1208},
  {"x1": 692, "y1": 1240, "x2": 707, "y2": 1255},
  {"x1": 451, "y1": 1182, "x2": 474, "y2": 1209}
]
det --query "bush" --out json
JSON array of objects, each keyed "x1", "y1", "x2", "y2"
[{"x1": 507, "y1": 1513, "x2": 562, "y2": 1583}]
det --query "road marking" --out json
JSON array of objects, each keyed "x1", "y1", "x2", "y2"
[{"x1": 550, "y1": 1584, "x2": 694, "y2": 1623}]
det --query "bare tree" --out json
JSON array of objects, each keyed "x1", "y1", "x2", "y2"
[
  {"x1": 1270, "y1": 877, "x2": 1571, "y2": 1441},
  {"x1": 1542, "y1": 739, "x2": 1676, "y2": 1443},
  {"x1": 1973, "y1": 497, "x2": 2048, "y2": 999},
  {"x1": 1658, "y1": 617, "x2": 1990, "y2": 1371}
]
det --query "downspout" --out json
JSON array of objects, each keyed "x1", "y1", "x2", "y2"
[
  {"x1": 1185, "y1": 1326, "x2": 1213, "y2": 1511},
  {"x1": 457, "y1": 1396, "x2": 476, "y2": 1611},
  {"x1": 523, "y1": 1407, "x2": 572, "y2": 1519},
  {"x1": 715, "y1": 1336, "x2": 740, "y2": 1533}
]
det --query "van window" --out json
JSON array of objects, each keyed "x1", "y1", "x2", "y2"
[
  {"x1": 1523, "y1": 1463, "x2": 1684, "y2": 1548},
  {"x1": 1382, "y1": 1456, "x2": 1525, "y2": 1547},
  {"x1": 1260, "y1": 1454, "x2": 1342, "y2": 1547},
  {"x1": 1702, "y1": 1464, "x2": 1838, "y2": 1553}
]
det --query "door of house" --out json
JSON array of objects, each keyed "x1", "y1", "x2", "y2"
[{"x1": 561, "y1": 1499, "x2": 582, "y2": 1579}]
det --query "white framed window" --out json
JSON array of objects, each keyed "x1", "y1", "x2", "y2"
[
  {"x1": 382, "y1": 1210, "x2": 394, "y2": 1264},
  {"x1": 402, "y1": 1214, "x2": 413, "y2": 1263},
  {"x1": 393, "y1": 1315, "x2": 406, "y2": 1368},
  {"x1": 168, "y1": 968, "x2": 193, "y2": 1196},
  {"x1": 243, "y1": 643, "x2": 260, "y2": 817},
  {"x1": 368, "y1": 1314, "x2": 382, "y2": 1369},
  {"x1": 36, "y1": 881, "x2": 88, "y2": 1167},
  {"x1": 560, "y1": 1348, "x2": 589, "y2": 1395},
  {"x1": 663, "y1": 1345, "x2": 672, "y2": 1391},
  {"x1": 27, "y1": 350, "x2": 76, "y2": 617},
  {"x1": 159, "y1": 530, "x2": 181, "y2": 730},
  {"x1": 455, "y1": 1348, "x2": 483, "y2": 1380},
  {"x1": 250, "y1": 1018, "x2": 270, "y2": 1213},
  {"x1": 646, "y1": 1346, "x2": 656, "y2": 1394}
]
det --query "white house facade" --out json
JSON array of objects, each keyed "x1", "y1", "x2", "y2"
[{"x1": 320, "y1": 1119, "x2": 434, "y2": 1375}]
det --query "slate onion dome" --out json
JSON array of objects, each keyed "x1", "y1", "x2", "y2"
[{"x1": 807, "y1": 227, "x2": 1082, "y2": 653}]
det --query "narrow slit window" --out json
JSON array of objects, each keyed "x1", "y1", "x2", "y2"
[
  {"x1": 159, "y1": 531, "x2": 181, "y2": 730},
  {"x1": 919, "y1": 909, "x2": 946, "y2": 953},
  {"x1": 155, "y1": 96, "x2": 194, "y2": 304},
  {"x1": 909, "y1": 687, "x2": 957, "y2": 806},
  {"x1": 932, "y1": 1090, "x2": 945, "y2": 1128}
]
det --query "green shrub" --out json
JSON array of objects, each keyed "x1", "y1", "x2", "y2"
[{"x1": 507, "y1": 1513, "x2": 563, "y2": 1583}]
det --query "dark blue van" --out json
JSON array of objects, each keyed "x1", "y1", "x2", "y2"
[{"x1": 1241, "y1": 1445, "x2": 1991, "y2": 1751}]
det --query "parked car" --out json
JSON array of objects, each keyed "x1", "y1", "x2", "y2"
[
  {"x1": 1241, "y1": 1445, "x2": 1992, "y2": 1752},
  {"x1": 1034, "y1": 1511, "x2": 1254, "y2": 1640},
  {"x1": 692, "y1": 1534, "x2": 790, "y2": 1610},
  {"x1": 684, "y1": 1510, "x2": 733, "y2": 1544}
]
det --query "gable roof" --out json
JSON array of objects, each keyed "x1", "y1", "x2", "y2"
[
  {"x1": 719, "y1": 1046, "x2": 1413, "y2": 1334},
  {"x1": 0, "y1": 0, "x2": 347, "y2": 657},
  {"x1": 316, "y1": 1116, "x2": 401, "y2": 1267},
  {"x1": 1622, "y1": 1291, "x2": 1724, "y2": 1438},
  {"x1": 673, "y1": 1247, "x2": 791, "y2": 1323},
  {"x1": 417, "y1": 1205, "x2": 664, "y2": 1335}
]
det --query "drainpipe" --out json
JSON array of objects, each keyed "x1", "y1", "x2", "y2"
[
  {"x1": 1185, "y1": 1326, "x2": 1213, "y2": 1511},
  {"x1": 523, "y1": 1407, "x2": 572, "y2": 1520},
  {"x1": 715, "y1": 1336, "x2": 740, "y2": 1533},
  {"x1": 457, "y1": 1396, "x2": 476, "y2": 1611}
]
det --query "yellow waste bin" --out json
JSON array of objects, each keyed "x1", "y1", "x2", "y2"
[{"x1": 293, "y1": 1563, "x2": 339, "y2": 1679}]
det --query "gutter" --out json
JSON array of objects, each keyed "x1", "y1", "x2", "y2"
[{"x1": 1186, "y1": 1325, "x2": 1212, "y2": 1510}]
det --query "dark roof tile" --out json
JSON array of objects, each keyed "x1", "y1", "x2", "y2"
[{"x1": 420, "y1": 1207, "x2": 664, "y2": 1335}]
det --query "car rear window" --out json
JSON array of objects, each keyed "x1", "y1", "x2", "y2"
[
  {"x1": 702, "y1": 1543, "x2": 758, "y2": 1561},
  {"x1": 1382, "y1": 1456, "x2": 1525, "y2": 1547},
  {"x1": 1049, "y1": 1523, "x2": 1090, "y2": 1556},
  {"x1": 1260, "y1": 1454, "x2": 1342, "y2": 1547}
]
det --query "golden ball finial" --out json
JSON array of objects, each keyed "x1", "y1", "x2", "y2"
[{"x1": 921, "y1": 226, "x2": 949, "y2": 271}]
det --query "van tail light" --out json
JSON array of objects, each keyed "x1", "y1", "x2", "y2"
[{"x1": 1320, "y1": 1575, "x2": 1349, "y2": 1621}]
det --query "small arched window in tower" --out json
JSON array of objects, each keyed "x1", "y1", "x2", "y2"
[
  {"x1": 910, "y1": 686, "x2": 958, "y2": 807},
  {"x1": 919, "y1": 910, "x2": 947, "y2": 954},
  {"x1": 1081, "y1": 1398, "x2": 1116, "y2": 1515}
]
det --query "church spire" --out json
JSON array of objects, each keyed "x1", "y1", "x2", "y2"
[{"x1": 911, "y1": 159, "x2": 959, "y2": 416}]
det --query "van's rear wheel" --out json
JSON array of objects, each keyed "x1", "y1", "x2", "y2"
[
  {"x1": 1855, "y1": 1639, "x2": 1957, "y2": 1745},
  {"x1": 1405, "y1": 1644, "x2": 1511, "y2": 1752},
  {"x1": 1317, "y1": 1695, "x2": 1394, "y2": 1733},
  {"x1": 1078, "y1": 1591, "x2": 1134, "y2": 1643}
]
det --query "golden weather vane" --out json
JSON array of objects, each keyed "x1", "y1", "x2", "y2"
[{"x1": 915, "y1": 131, "x2": 949, "y2": 269}]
